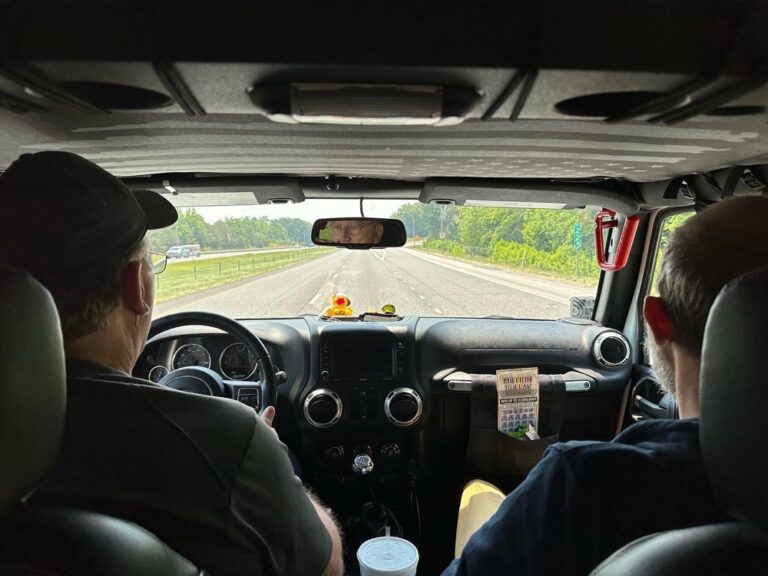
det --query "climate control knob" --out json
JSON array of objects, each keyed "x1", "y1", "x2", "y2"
[
  {"x1": 384, "y1": 388, "x2": 423, "y2": 427},
  {"x1": 381, "y1": 442, "x2": 401, "y2": 462},
  {"x1": 303, "y1": 389, "x2": 342, "y2": 428}
]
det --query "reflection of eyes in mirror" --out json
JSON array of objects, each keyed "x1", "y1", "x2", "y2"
[{"x1": 327, "y1": 220, "x2": 384, "y2": 244}]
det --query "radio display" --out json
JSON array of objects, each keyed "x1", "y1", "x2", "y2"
[{"x1": 329, "y1": 343, "x2": 395, "y2": 381}]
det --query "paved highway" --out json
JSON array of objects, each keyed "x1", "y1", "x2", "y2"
[{"x1": 154, "y1": 248, "x2": 597, "y2": 320}]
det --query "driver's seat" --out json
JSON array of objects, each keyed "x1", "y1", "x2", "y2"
[
  {"x1": 591, "y1": 265, "x2": 768, "y2": 575},
  {"x1": 0, "y1": 269, "x2": 204, "y2": 575}
]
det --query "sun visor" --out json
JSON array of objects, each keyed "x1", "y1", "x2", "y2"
[
  {"x1": 421, "y1": 179, "x2": 640, "y2": 214},
  {"x1": 124, "y1": 176, "x2": 305, "y2": 207}
]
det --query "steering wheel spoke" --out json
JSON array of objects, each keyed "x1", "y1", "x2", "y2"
[{"x1": 225, "y1": 380, "x2": 264, "y2": 412}]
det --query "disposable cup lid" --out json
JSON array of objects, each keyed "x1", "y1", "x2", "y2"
[{"x1": 357, "y1": 536, "x2": 419, "y2": 575}]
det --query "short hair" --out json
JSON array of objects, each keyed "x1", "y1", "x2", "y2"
[
  {"x1": 657, "y1": 197, "x2": 768, "y2": 357},
  {"x1": 41, "y1": 240, "x2": 147, "y2": 340}
]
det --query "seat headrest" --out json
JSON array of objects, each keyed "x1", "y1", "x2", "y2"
[
  {"x1": 0, "y1": 269, "x2": 66, "y2": 513},
  {"x1": 700, "y1": 264, "x2": 768, "y2": 536}
]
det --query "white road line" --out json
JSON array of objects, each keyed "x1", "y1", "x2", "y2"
[
  {"x1": 332, "y1": 273, "x2": 338, "y2": 279},
  {"x1": 309, "y1": 291, "x2": 322, "y2": 305},
  {"x1": 434, "y1": 308, "x2": 443, "y2": 314},
  {"x1": 410, "y1": 286, "x2": 415, "y2": 290},
  {"x1": 419, "y1": 295, "x2": 426, "y2": 300}
]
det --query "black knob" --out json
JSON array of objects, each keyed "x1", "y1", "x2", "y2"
[
  {"x1": 324, "y1": 445, "x2": 345, "y2": 461},
  {"x1": 381, "y1": 442, "x2": 401, "y2": 461},
  {"x1": 321, "y1": 370, "x2": 330, "y2": 380}
]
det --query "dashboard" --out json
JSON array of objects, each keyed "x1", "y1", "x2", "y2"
[{"x1": 134, "y1": 315, "x2": 632, "y2": 484}]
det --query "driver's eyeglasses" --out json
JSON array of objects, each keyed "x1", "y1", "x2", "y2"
[
  {"x1": 150, "y1": 250, "x2": 167, "y2": 275},
  {"x1": 331, "y1": 222, "x2": 372, "y2": 234}
]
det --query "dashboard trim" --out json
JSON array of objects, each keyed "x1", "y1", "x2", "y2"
[{"x1": 304, "y1": 388, "x2": 343, "y2": 429}]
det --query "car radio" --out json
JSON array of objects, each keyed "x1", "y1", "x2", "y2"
[{"x1": 320, "y1": 341, "x2": 406, "y2": 382}]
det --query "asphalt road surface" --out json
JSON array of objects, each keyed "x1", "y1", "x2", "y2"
[{"x1": 154, "y1": 248, "x2": 597, "y2": 319}]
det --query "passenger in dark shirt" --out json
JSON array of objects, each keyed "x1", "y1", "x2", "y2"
[{"x1": 444, "y1": 196, "x2": 768, "y2": 576}]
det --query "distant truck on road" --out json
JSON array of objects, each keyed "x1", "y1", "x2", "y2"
[{"x1": 166, "y1": 244, "x2": 200, "y2": 259}]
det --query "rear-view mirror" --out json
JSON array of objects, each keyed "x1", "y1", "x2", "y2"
[{"x1": 312, "y1": 218, "x2": 407, "y2": 249}]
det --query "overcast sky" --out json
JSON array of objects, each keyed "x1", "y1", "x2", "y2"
[{"x1": 186, "y1": 199, "x2": 416, "y2": 223}]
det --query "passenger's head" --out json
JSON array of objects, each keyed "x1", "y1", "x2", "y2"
[
  {"x1": 644, "y1": 197, "x2": 768, "y2": 417},
  {"x1": 328, "y1": 219, "x2": 384, "y2": 244},
  {"x1": 0, "y1": 152, "x2": 177, "y2": 358}
]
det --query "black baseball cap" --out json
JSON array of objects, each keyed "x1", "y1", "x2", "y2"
[{"x1": 0, "y1": 151, "x2": 177, "y2": 282}]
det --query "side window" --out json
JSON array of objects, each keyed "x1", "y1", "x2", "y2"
[
  {"x1": 642, "y1": 210, "x2": 694, "y2": 361},
  {"x1": 630, "y1": 210, "x2": 695, "y2": 422},
  {"x1": 648, "y1": 211, "x2": 695, "y2": 296}
]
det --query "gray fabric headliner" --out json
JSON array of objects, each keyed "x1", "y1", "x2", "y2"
[
  {"x1": 2, "y1": 112, "x2": 766, "y2": 183},
  {"x1": 1, "y1": 65, "x2": 767, "y2": 189}
]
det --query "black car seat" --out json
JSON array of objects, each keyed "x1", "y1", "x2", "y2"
[
  {"x1": 590, "y1": 265, "x2": 768, "y2": 575},
  {"x1": 0, "y1": 269, "x2": 206, "y2": 576}
]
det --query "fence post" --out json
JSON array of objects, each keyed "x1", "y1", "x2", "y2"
[
  {"x1": 219, "y1": 262, "x2": 222, "y2": 275},
  {"x1": 194, "y1": 266, "x2": 197, "y2": 281},
  {"x1": 252, "y1": 256, "x2": 255, "y2": 269},
  {"x1": 238, "y1": 260, "x2": 241, "y2": 272}
]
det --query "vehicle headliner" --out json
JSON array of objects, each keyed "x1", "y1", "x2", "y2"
[{"x1": 1, "y1": 0, "x2": 766, "y2": 208}]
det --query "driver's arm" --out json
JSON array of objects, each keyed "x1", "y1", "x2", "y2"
[
  {"x1": 260, "y1": 407, "x2": 344, "y2": 575},
  {"x1": 231, "y1": 411, "x2": 341, "y2": 575},
  {"x1": 308, "y1": 494, "x2": 344, "y2": 576}
]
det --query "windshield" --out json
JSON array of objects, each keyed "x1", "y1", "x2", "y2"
[{"x1": 149, "y1": 200, "x2": 600, "y2": 320}]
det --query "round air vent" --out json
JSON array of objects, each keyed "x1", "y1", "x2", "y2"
[
  {"x1": 593, "y1": 332, "x2": 631, "y2": 368},
  {"x1": 384, "y1": 388, "x2": 423, "y2": 427},
  {"x1": 303, "y1": 389, "x2": 342, "y2": 428}
]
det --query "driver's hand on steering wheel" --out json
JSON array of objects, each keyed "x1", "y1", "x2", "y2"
[{"x1": 261, "y1": 406, "x2": 278, "y2": 439}]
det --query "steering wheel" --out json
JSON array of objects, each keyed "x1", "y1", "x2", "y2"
[{"x1": 147, "y1": 312, "x2": 276, "y2": 414}]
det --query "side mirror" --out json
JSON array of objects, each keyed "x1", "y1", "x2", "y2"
[{"x1": 311, "y1": 218, "x2": 407, "y2": 249}]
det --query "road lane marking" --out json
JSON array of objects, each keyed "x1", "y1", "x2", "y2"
[
  {"x1": 419, "y1": 295, "x2": 425, "y2": 300},
  {"x1": 310, "y1": 291, "x2": 322, "y2": 305},
  {"x1": 434, "y1": 308, "x2": 442, "y2": 314}
]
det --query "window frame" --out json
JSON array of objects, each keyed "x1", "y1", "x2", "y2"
[{"x1": 636, "y1": 206, "x2": 695, "y2": 364}]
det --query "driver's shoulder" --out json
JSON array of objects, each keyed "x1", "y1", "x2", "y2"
[{"x1": 66, "y1": 372, "x2": 260, "y2": 458}]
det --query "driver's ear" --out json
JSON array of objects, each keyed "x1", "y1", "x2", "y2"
[{"x1": 121, "y1": 260, "x2": 151, "y2": 316}]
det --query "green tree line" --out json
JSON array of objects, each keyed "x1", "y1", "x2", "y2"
[
  {"x1": 148, "y1": 209, "x2": 313, "y2": 252},
  {"x1": 391, "y1": 203, "x2": 601, "y2": 282}
]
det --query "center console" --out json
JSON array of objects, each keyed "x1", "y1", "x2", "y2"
[{"x1": 299, "y1": 325, "x2": 424, "y2": 479}]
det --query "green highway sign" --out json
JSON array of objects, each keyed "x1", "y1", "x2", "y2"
[{"x1": 573, "y1": 223, "x2": 582, "y2": 248}]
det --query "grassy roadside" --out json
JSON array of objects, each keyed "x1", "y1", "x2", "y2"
[
  {"x1": 155, "y1": 248, "x2": 332, "y2": 303},
  {"x1": 415, "y1": 244, "x2": 599, "y2": 288}
]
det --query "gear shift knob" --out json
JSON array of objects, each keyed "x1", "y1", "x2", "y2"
[{"x1": 353, "y1": 453, "x2": 374, "y2": 475}]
